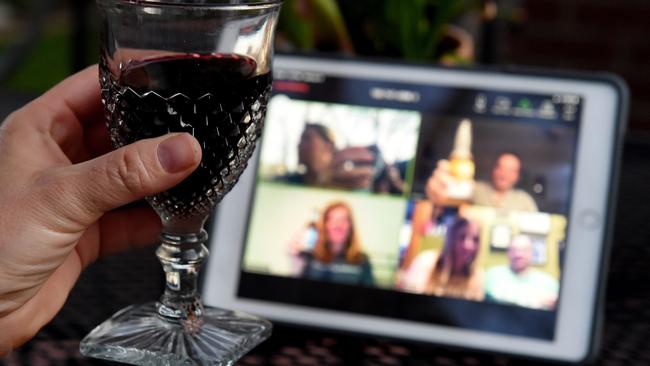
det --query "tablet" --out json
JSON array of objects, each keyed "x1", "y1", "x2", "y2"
[{"x1": 203, "y1": 55, "x2": 627, "y2": 363}]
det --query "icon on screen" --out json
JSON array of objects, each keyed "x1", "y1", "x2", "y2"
[
  {"x1": 473, "y1": 93, "x2": 487, "y2": 113},
  {"x1": 517, "y1": 98, "x2": 532, "y2": 110},
  {"x1": 539, "y1": 100, "x2": 558, "y2": 119},
  {"x1": 492, "y1": 96, "x2": 512, "y2": 115}
]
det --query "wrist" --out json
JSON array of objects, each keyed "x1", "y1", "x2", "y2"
[
  {"x1": 0, "y1": 297, "x2": 44, "y2": 355},
  {"x1": 0, "y1": 263, "x2": 76, "y2": 353},
  {"x1": 0, "y1": 331, "x2": 11, "y2": 357}
]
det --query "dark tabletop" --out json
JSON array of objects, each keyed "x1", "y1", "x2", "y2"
[{"x1": 1, "y1": 92, "x2": 649, "y2": 365}]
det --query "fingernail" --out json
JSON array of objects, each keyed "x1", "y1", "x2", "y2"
[{"x1": 157, "y1": 134, "x2": 199, "y2": 173}]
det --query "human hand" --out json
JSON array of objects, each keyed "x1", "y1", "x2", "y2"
[
  {"x1": 425, "y1": 159, "x2": 453, "y2": 204},
  {"x1": 329, "y1": 147, "x2": 375, "y2": 189},
  {"x1": 542, "y1": 296, "x2": 558, "y2": 310},
  {"x1": 287, "y1": 228, "x2": 311, "y2": 275},
  {"x1": 373, "y1": 164, "x2": 405, "y2": 194},
  {"x1": 287, "y1": 227, "x2": 310, "y2": 256},
  {"x1": 0, "y1": 66, "x2": 201, "y2": 353}
]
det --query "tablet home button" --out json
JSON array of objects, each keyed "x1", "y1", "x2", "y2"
[{"x1": 579, "y1": 209, "x2": 602, "y2": 230}]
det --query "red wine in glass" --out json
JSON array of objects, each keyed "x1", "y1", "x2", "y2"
[
  {"x1": 100, "y1": 53, "x2": 272, "y2": 221},
  {"x1": 82, "y1": 3, "x2": 281, "y2": 364}
]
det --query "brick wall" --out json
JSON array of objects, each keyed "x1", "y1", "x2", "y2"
[{"x1": 498, "y1": 0, "x2": 650, "y2": 130}]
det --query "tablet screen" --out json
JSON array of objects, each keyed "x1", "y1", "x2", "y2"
[{"x1": 237, "y1": 68, "x2": 582, "y2": 340}]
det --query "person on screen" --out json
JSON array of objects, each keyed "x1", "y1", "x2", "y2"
[
  {"x1": 279, "y1": 123, "x2": 337, "y2": 185},
  {"x1": 427, "y1": 152, "x2": 538, "y2": 211},
  {"x1": 397, "y1": 217, "x2": 484, "y2": 301},
  {"x1": 485, "y1": 235, "x2": 559, "y2": 310},
  {"x1": 301, "y1": 201, "x2": 374, "y2": 286},
  {"x1": 277, "y1": 123, "x2": 405, "y2": 193}
]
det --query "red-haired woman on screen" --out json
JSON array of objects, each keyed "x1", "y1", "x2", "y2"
[{"x1": 301, "y1": 201, "x2": 374, "y2": 286}]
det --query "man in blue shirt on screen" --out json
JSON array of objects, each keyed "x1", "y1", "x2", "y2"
[{"x1": 485, "y1": 234, "x2": 559, "y2": 310}]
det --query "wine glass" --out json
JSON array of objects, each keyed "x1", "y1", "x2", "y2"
[{"x1": 80, "y1": 0, "x2": 282, "y2": 364}]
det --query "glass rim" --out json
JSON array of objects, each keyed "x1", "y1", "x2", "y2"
[{"x1": 97, "y1": 0, "x2": 283, "y2": 10}]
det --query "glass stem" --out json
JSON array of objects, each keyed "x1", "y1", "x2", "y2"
[{"x1": 155, "y1": 229, "x2": 209, "y2": 322}]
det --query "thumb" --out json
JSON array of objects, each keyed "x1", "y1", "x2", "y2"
[{"x1": 44, "y1": 133, "x2": 201, "y2": 225}]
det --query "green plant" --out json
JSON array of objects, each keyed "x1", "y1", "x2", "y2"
[
  {"x1": 278, "y1": 0, "x2": 353, "y2": 52},
  {"x1": 277, "y1": 0, "x2": 480, "y2": 61},
  {"x1": 381, "y1": 0, "x2": 479, "y2": 60}
]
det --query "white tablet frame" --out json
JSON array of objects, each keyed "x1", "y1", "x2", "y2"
[{"x1": 203, "y1": 55, "x2": 626, "y2": 363}]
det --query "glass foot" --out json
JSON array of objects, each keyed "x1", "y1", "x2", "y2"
[{"x1": 80, "y1": 302, "x2": 272, "y2": 366}]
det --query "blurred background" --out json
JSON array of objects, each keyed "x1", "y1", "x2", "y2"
[
  {"x1": 2, "y1": 1, "x2": 650, "y2": 365},
  {"x1": 1, "y1": 0, "x2": 648, "y2": 129}
]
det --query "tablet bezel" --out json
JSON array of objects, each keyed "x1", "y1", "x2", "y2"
[{"x1": 202, "y1": 55, "x2": 627, "y2": 363}]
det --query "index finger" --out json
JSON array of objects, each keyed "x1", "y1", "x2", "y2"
[
  {"x1": 39, "y1": 65, "x2": 102, "y2": 126},
  {"x1": 436, "y1": 159, "x2": 451, "y2": 173},
  {"x1": 18, "y1": 65, "x2": 105, "y2": 160}
]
